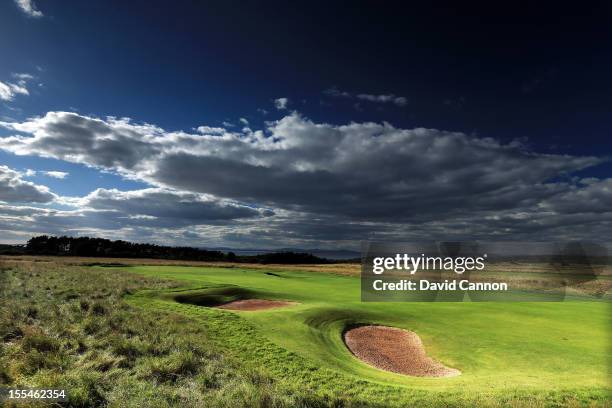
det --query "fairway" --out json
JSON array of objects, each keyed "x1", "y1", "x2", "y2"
[{"x1": 126, "y1": 265, "x2": 611, "y2": 406}]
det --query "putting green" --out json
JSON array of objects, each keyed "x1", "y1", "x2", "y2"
[{"x1": 125, "y1": 265, "x2": 610, "y2": 405}]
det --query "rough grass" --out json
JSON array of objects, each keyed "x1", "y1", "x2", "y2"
[
  {"x1": 0, "y1": 258, "x2": 353, "y2": 407},
  {"x1": 0, "y1": 255, "x2": 363, "y2": 275}
]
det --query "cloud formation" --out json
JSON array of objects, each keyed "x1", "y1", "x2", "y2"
[
  {"x1": 196, "y1": 125, "x2": 225, "y2": 135},
  {"x1": 81, "y1": 187, "x2": 272, "y2": 225},
  {"x1": 356, "y1": 93, "x2": 407, "y2": 106},
  {"x1": 0, "y1": 79, "x2": 29, "y2": 101},
  {"x1": 0, "y1": 111, "x2": 609, "y2": 247},
  {"x1": 274, "y1": 97, "x2": 289, "y2": 110},
  {"x1": 325, "y1": 88, "x2": 408, "y2": 107},
  {"x1": 14, "y1": 0, "x2": 43, "y2": 17},
  {"x1": 43, "y1": 171, "x2": 69, "y2": 179},
  {"x1": 0, "y1": 166, "x2": 55, "y2": 203},
  {"x1": 0, "y1": 185, "x2": 274, "y2": 245}
]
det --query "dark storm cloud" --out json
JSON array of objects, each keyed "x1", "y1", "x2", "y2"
[
  {"x1": 0, "y1": 111, "x2": 610, "y2": 246},
  {"x1": 149, "y1": 115, "x2": 601, "y2": 222},
  {"x1": 151, "y1": 153, "x2": 355, "y2": 214}
]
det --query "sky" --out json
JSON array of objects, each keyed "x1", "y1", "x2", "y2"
[{"x1": 0, "y1": 0, "x2": 611, "y2": 249}]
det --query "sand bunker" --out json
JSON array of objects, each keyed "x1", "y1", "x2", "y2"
[
  {"x1": 344, "y1": 325, "x2": 460, "y2": 377},
  {"x1": 216, "y1": 299, "x2": 297, "y2": 311}
]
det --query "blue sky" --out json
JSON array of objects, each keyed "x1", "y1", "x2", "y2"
[{"x1": 0, "y1": 1, "x2": 610, "y2": 248}]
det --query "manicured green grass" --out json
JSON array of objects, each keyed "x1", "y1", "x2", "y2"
[{"x1": 127, "y1": 265, "x2": 611, "y2": 407}]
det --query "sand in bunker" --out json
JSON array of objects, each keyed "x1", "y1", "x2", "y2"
[
  {"x1": 344, "y1": 325, "x2": 460, "y2": 377},
  {"x1": 216, "y1": 299, "x2": 297, "y2": 311}
]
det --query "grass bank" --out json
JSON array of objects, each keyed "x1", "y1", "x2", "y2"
[{"x1": 0, "y1": 258, "x2": 351, "y2": 407}]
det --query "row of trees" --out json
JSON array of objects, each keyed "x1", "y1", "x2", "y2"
[{"x1": 24, "y1": 235, "x2": 330, "y2": 264}]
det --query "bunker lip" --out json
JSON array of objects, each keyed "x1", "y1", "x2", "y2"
[
  {"x1": 216, "y1": 299, "x2": 297, "y2": 311},
  {"x1": 344, "y1": 325, "x2": 461, "y2": 378}
]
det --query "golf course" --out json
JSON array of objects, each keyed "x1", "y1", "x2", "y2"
[{"x1": 125, "y1": 264, "x2": 611, "y2": 407}]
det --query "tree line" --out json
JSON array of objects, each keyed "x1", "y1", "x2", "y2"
[{"x1": 12, "y1": 235, "x2": 330, "y2": 264}]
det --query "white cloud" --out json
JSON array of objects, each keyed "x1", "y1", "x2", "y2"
[
  {"x1": 196, "y1": 125, "x2": 225, "y2": 134},
  {"x1": 0, "y1": 73, "x2": 34, "y2": 101},
  {"x1": 274, "y1": 97, "x2": 289, "y2": 110},
  {"x1": 43, "y1": 171, "x2": 69, "y2": 179},
  {"x1": 356, "y1": 93, "x2": 407, "y2": 106},
  {"x1": 239, "y1": 117, "x2": 249, "y2": 125},
  {"x1": 13, "y1": 73, "x2": 34, "y2": 80},
  {"x1": 14, "y1": 0, "x2": 43, "y2": 17},
  {"x1": 0, "y1": 81, "x2": 28, "y2": 101},
  {"x1": 0, "y1": 165, "x2": 55, "y2": 203},
  {"x1": 325, "y1": 88, "x2": 408, "y2": 107}
]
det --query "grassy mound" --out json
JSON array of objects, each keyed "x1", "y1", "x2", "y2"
[
  {"x1": 0, "y1": 260, "x2": 352, "y2": 407},
  {"x1": 173, "y1": 287, "x2": 260, "y2": 307}
]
